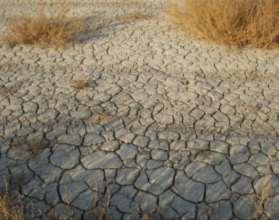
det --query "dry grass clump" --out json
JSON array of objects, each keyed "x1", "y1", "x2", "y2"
[
  {"x1": 70, "y1": 78, "x2": 90, "y2": 90},
  {"x1": 9, "y1": 136, "x2": 47, "y2": 157},
  {"x1": 1, "y1": 1, "x2": 85, "y2": 47},
  {"x1": 28, "y1": 139, "x2": 47, "y2": 156},
  {"x1": 255, "y1": 181, "x2": 272, "y2": 218},
  {"x1": 168, "y1": 0, "x2": 279, "y2": 48},
  {"x1": 0, "y1": 193, "x2": 24, "y2": 220}
]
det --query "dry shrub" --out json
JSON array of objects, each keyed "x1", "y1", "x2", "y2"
[
  {"x1": 168, "y1": 0, "x2": 279, "y2": 48},
  {"x1": 87, "y1": 112, "x2": 113, "y2": 125},
  {"x1": 9, "y1": 136, "x2": 47, "y2": 157},
  {"x1": 1, "y1": 1, "x2": 85, "y2": 47},
  {"x1": 70, "y1": 79, "x2": 90, "y2": 90},
  {"x1": 256, "y1": 181, "x2": 272, "y2": 217},
  {"x1": 0, "y1": 193, "x2": 24, "y2": 220}
]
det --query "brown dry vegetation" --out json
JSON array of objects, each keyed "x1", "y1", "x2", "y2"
[
  {"x1": 254, "y1": 181, "x2": 272, "y2": 218},
  {"x1": 70, "y1": 78, "x2": 90, "y2": 90},
  {"x1": 9, "y1": 137, "x2": 47, "y2": 157},
  {"x1": 168, "y1": 0, "x2": 279, "y2": 48},
  {"x1": 0, "y1": 191, "x2": 160, "y2": 220},
  {"x1": 1, "y1": 1, "x2": 85, "y2": 47},
  {"x1": 0, "y1": 193, "x2": 23, "y2": 220}
]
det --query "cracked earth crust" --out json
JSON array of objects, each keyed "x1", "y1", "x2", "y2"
[{"x1": 1, "y1": 0, "x2": 279, "y2": 219}]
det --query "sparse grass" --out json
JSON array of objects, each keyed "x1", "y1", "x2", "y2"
[
  {"x1": 1, "y1": 1, "x2": 85, "y2": 47},
  {"x1": 0, "y1": 193, "x2": 24, "y2": 220},
  {"x1": 168, "y1": 0, "x2": 279, "y2": 48},
  {"x1": 10, "y1": 137, "x2": 47, "y2": 157},
  {"x1": 28, "y1": 140, "x2": 47, "y2": 156},
  {"x1": 70, "y1": 79, "x2": 90, "y2": 90},
  {"x1": 0, "y1": 86, "x2": 17, "y2": 98},
  {"x1": 253, "y1": 152, "x2": 274, "y2": 219},
  {"x1": 87, "y1": 112, "x2": 113, "y2": 125},
  {"x1": 255, "y1": 180, "x2": 272, "y2": 217}
]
